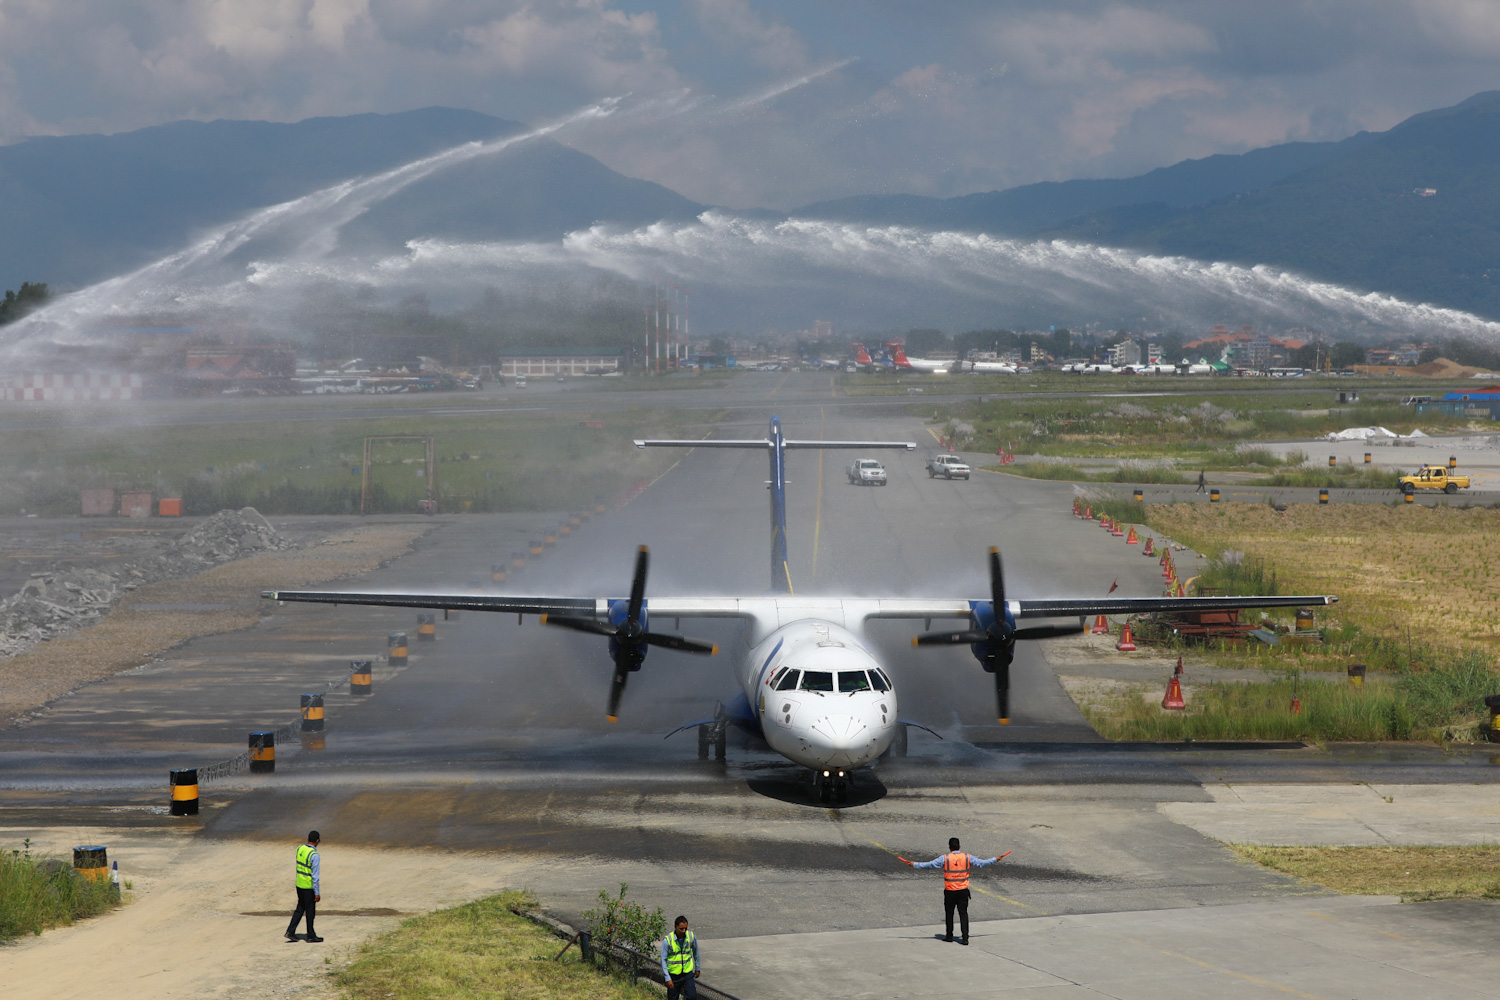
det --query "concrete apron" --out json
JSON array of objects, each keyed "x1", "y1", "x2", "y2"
[{"x1": 710, "y1": 894, "x2": 1500, "y2": 1000}]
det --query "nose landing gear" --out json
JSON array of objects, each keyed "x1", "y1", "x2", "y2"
[
  {"x1": 813, "y1": 768, "x2": 849, "y2": 804},
  {"x1": 696, "y1": 703, "x2": 728, "y2": 761}
]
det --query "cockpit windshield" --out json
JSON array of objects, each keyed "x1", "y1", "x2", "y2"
[
  {"x1": 837, "y1": 670, "x2": 871, "y2": 693},
  {"x1": 799, "y1": 670, "x2": 834, "y2": 692},
  {"x1": 870, "y1": 669, "x2": 890, "y2": 692},
  {"x1": 774, "y1": 669, "x2": 800, "y2": 691}
]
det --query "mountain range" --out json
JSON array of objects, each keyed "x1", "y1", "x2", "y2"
[{"x1": 4, "y1": 92, "x2": 1500, "y2": 320}]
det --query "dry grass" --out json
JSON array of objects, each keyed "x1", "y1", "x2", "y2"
[
  {"x1": 1229, "y1": 845, "x2": 1500, "y2": 901},
  {"x1": 1146, "y1": 502, "x2": 1500, "y2": 655},
  {"x1": 338, "y1": 892, "x2": 660, "y2": 1000},
  {"x1": 0, "y1": 523, "x2": 433, "y2": 725}
]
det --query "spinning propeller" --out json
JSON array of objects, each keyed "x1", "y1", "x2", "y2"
[
  {"x1": 912, "y1": 547, "x2": 1082, "y2": 724},
  {"x1": 541, "y1": 545, "x2": 717, "y2": 721}
]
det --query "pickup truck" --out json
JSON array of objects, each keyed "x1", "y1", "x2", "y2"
[
  {"x1": 846, "y1": 458, "x2": 888, "y2": 486},
  {"x1": 1399, "y1": 466, "x2": 1469, "y2": 494},
  {"x1": 926, "y1": 454, "x2": 971, "y2": 480}
]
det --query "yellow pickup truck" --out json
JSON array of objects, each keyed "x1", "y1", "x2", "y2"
[{"x1": 1399, "y1": 466, "x2": 1470, "y2": 494}]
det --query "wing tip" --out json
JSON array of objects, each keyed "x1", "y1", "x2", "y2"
[
  {"x1": 261, "y1": 591, "x2": 276, "y2": 599},
  {"x1": 539, "y1": 613, "x2": 549, "y2": 624},
  {"x1": 711, "y1": 644, "x2": 720, "y2": 656},
  {"x1": 911, "y1": 637, "x2": 920, "y2": 648},
  {"x1": 606, "y1": 715, "x2": 618, "y2": 724},
  {"x1": 998, "y1": 718, "x2": 1010, "y2": 725}
]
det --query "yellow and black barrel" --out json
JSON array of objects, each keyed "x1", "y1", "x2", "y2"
[
  {"x1": 1133, "y1": 489, "x2": 1144, "y2": 502},
  {"x1": 1364, "y1": 452, "x2": 1372, "y2": 464},
  {"x1": 1209, "y1": 488, "x2": 1221, "y2": 502},
  {"x1": 301, "y1": 693, "x2": 326, "y2": 731},
  {"x1": 511, "y1": 551, "x2": 527, "y2": 569},
  {"x1": 543, "y1": 529, "x2": 557, "y2": 547},
  {"x1": 1485, "y1": 695, "x2": 1500, "y2": 743},
  {"x1": 594, "y1": 496, "x2": 607, "y2": 514},
  {"x1": 388, "y1": 632, "x2": 409, "y2": 665},
  {"x1": 491, "y1": 562, "x2": 507, "y2": 583},
  {"x1": 570, "y1": 512, "x2": 584, "y2": 526},
  {"x1": 1347, "y1": 664, "x2": 1367, "y2": 687},
  {"x1": 73, "y1": 845, "x2": 108, "y2": 881},
  {"x1": 249, "y1": 730, "x2": 276, "y2": 773},
  {"x1": 1295, "y1": 607, "x2": 1315, "y2": 632},
  {"x1": 1318, "y1": 488, "x2": 1330, "y2": 504},
  {"x1": 529, "y1": 538, "x2": 544, "y2": 556},
  {"x1": 1403, "y1": 491, "x2": 1415, "y2": 504},
  {"x1": 350, "y1": 659, "x2": 373, "y2": 696},
  {"x1": 1450, "y1": 455, "x2": 1458, "y2": 469},
  {"x1": 417, "y1": 613, "x2": 436, "y2": 642},
  {"x1": 169, "y1": 768, "x2": 199, "y2": 816},
  {"x1": 1328, "y1": 454, "x2": 1337, "y2": 467}
]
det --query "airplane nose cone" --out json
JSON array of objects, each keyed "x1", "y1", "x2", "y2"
[{"x1": 809, "y1": 714, "x2": 868, "y2": 766}]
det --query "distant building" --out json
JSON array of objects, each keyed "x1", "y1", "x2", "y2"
[
  {"x1": 1108, "y1": 339, "x2": 1142, "y2": 367},
  {"x1": 812, "y1": 320, "x2": 833, "y2": 338},
  {"x1": 498, "y1": 354, "x2": 621, "y2": 376}
]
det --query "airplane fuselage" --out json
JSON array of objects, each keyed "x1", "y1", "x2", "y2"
[{"x1": 740, "y1": 619, "x2": 897, "y2": 770}]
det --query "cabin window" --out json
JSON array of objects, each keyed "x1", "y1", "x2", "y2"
[
  {"x1": 837, "y1": 670, "x2": 872, "y2": 693},
  {"x1": 869, "y1": 669, "x2": 890, "y2": 692},
  {"x1": 799, "y1": 670, "x2": 834, "y2": 692},
  {"x1": 775, "y1": 669, "x2": 801, "y2": 691}
]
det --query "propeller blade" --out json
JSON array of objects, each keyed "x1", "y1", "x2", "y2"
[
  {"x1": 627, "y1": 545, "x2": 649, "y2": 625},
  {"x1": 1014, "y1": 623, "x2": 1086, "y2": 641},
  {"x1": 995, "y1": 661, "x2": 1010, "y2": 725},
  {"x1": 988, "y1": 546, "x2": 1005, "y2": 618},
  {"x1": 641, "y1": 632, "x2": 718, "y2": 655},
  {"x1": 607, "y1": 668, "x2": 628, "y2": 723},
  {"x1": 912, "y1": 630, "x2": 989, "y2": 647},
  {"x1": 540, "y1": 614, "x2": 615, "y2": 637}
]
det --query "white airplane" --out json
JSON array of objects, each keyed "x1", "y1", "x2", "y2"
[
  {"x1": 962, "y1": 359, "x2": 1019, "y2": 374},
  {"x1": 886, "y1": 343, "x2": 955, "y2": 373},
  {"x1": 262, "y1": 417, "x2": 1335, "y2": 802}
]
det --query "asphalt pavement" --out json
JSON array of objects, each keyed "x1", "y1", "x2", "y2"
[{"x1": 2, "y1": 373, "x2": 1498, "y2": 1000}]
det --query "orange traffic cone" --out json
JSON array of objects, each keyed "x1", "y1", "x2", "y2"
[
  {"x1": 1116, "y1": 622, "x2": 1137, "y2": 651},
  {"x1": 1091, "y1": 614, "x2": 1110, "y2": 634},
  {"x1": 1162, "y1": 675, "x2": 1186, "y2": 710},
  {"x1": 1173, "y1": 656, "x2": 1183, "y2": 676},
  {"x1": 1126, "y1": 526, "x2": 1138, "y2": 544},
  {"x1": 1174, "y1": 581, "x2": 1185, "y2": 597},
  {"x1": 1101, "y1": 514, "x2": 1111, "y2": 530},
  {"x1": 1084, "y1": 505, "x2": 1092, "y2": 520},
  {"x1": 1289, "y1": 697, "x2": 1302, "y2": 714},
  {"x1": 1142, "y1": 537, "x2": 1154, "y2": 555}
]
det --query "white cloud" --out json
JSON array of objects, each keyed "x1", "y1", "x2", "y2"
[{"x1": 689, "y1": 0, "x2": 808, "y2": 73}]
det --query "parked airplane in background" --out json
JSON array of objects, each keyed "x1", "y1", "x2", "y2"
[
  {"x1": 1181, "y1": 359, "x2": 1215, "y2": 375},
  {"x1": 962, "y1": 358, "x2": 1019, "y2": 374},
  {"x1": 850, "y1": 343, "x2": 878, "y2": 371},
  {"x1": 887, "y1": 343, "x2": 954, "y2": 373},
  {"x1": 263, "y1": 417, "x2": 1335, "y2": 802}
]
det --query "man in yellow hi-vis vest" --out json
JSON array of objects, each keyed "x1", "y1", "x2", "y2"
[
  {"x1": 658, "y1": 915, "x2": 701, "y2": 999},
  {"x1": 285, "y1": 831, "x2": 323, "y2": 943},
  {"x1": 900, "y1": 837, "x2": 1007, "y2": 945}
]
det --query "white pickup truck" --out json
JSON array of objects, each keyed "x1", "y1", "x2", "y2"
[
  {"x1": 926, "y1": 454, "x2": 970, "y2": 480},
  {"x1": 846, "y1": 458, "x2": 888, "y2": 486}
]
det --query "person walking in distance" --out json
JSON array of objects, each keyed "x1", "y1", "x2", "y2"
[
  {"x1": 285, "y1": 830, "x2": 323, "y2": 943},
  {"x1": 660, "y1": 915, "x2": 701, "y2": 999},
  {"x1": 1196, "y1": 469, "x2": 1207, "y2": 494},
  {"x1": 900, "y1": 837, "x2": 1006, "y2": 945}
]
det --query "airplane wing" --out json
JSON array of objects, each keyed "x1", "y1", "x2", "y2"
[
  {"x1": 861, "y1": 594, "x2": 1334, "y2": 623},
  {"x1": 261, "y1": 590, "x2": 760, "y2": 621}
]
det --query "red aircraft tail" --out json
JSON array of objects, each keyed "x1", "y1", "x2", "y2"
[
  {"x1": 852, "y1": 342, "x2": 873, "y2": 365},
  {"x1": 886, "y1": 342, "x2": 913, "y2": 368}
]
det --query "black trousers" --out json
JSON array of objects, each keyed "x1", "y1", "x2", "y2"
[
  {"x1": 943, "y1": 888, "x2": 970, "y2": 941},
  {"x1": 666, "y1": 973, "x2": 698, "y2": 999},
  {"x1": 287, "y1": 886, "x2": 317, "y2": 938}
]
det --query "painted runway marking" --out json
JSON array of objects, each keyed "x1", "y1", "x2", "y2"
[{"x1": 767, "y1": 374, "x2": 790, "y2": 398}]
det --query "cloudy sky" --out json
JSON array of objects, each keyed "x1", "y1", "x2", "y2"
[{"x1": 2, "y1": 0, "x2": 1498, "y2": 209}]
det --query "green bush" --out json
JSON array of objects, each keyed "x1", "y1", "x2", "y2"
[{"x1": 0, "y1": 841, "x2": 119, "y2": 940}]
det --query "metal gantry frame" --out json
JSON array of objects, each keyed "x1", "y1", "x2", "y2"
[{"x1": 361, "y1": 435, "x2": 435, "y2": 514}]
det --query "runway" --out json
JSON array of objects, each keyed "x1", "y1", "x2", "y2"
[{"x1": 3, "y1": 373, "x2": 1498, "y2": 999}]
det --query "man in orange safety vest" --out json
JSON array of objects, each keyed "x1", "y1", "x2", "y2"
[{"x1": 900, "y1": 837, "x2": 1006, "y2": 945}]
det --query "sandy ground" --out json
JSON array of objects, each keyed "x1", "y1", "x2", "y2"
[
  {"x1": 0, "y1": 523, "x2": 434, "y2": 727},
  {"x1": 0, "y1": 823, "x2": 530, "y2": 1000}
]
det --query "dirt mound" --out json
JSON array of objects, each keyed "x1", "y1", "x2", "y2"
[{"x1": 0, "y1": 508, "x2": 293, "y2": 658}]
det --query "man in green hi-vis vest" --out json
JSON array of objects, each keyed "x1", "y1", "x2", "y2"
[{"x1": 285, "y1": 831, "x2": 323, "y2": 942}]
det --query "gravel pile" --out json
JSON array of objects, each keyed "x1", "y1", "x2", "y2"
[{"x1": 0, "y1": 508, "x2": 296, "y2": 658}]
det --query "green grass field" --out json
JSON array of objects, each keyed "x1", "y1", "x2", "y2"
[
  {"x1": 338, "y1": 893, "x2": 660, "y2": 1000},
  {"x1": 0, "y1": 406, "x2": 720, "y2": 516},
  {"x1": 1230, "y1": 845, "x2": 1500, "y2": 901}
]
